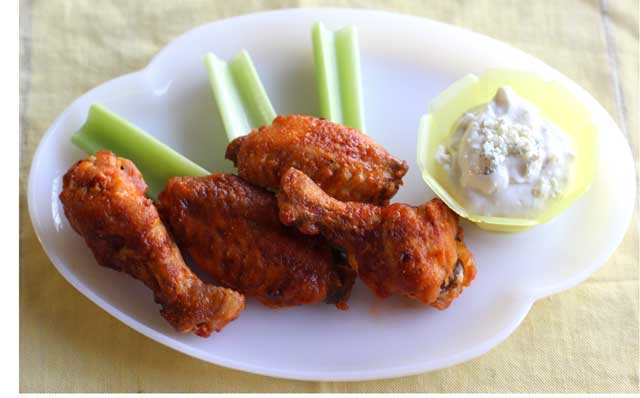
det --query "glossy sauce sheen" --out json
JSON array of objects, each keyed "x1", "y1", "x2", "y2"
[
  {"x1": 226, "y1": 115, "x2": 409, "y2": 205},
  {"x1": 277, "y1": 168, "x2": 477, "y2": 309},
  {"x1": 157, "y1": 173, "x2": 355, "y2": 309},
  {"x1": 59, "y1": 151, "x2": 245, "y2": 337}
]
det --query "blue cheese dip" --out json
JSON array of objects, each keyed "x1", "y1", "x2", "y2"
[{"x1": 436, "y1": 86, "x2": 575, "y2": 218}]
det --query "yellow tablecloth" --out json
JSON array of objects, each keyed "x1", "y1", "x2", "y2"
[{"x1": 19, "y1": 0, "x2": 638, "y2": 393}]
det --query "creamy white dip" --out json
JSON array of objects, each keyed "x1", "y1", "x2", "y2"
[{"x1": 436, "y1": 86, "x2": 574, "y2": 218}]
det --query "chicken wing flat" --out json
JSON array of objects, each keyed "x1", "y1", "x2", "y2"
[
  {"x1": 59, "y1": 151, "x2": 245, "y2": 337},
  {"x1": 225, "y1": 115, "x2": 409, "y2": 204},
  {"x1": 277, "y1": 168, "x2": 477, "y2": 309},
  {"x1": 157, "y1": 173, "x2": 355, "y2": 309}
]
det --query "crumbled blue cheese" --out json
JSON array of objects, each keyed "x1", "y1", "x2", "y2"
[{"x1": 437, "y1": 86, "x2": 574, "y2": 217}]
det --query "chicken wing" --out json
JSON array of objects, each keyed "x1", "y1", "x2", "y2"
[
  {"x1": 157, "y1": 173, "x2": 355, "y2": 309},
  {"x1": 277, "y1": 168, "x2": 477, "y2": 309},
  {"x1": 59, "y1": 151, "x2": 245, "y2": 337},
  {"x1": 225, "y1": 115, "x2": 409, "y2": 204}
]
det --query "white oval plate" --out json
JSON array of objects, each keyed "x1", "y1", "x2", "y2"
[{"x1": 28, "y1": 8, "x2": 635, "y2": 381}]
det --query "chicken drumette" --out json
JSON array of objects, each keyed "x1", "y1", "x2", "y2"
[
  {"x1": 277, "y1": 168, "x2": 477, "y2": 309},
  {"x1": 225, "y1": 115, "x2": 408, "y2": 205},
  {"x1": 59, "y1": 151, "x2": 245, "y2": 337},
  {"x1": 157, "y1": 173, "x2": 355, "y2": 309}
]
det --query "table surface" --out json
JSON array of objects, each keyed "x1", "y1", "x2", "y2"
[{"x1": 19, "y1": 0, "x2": 638, "y2": 393}]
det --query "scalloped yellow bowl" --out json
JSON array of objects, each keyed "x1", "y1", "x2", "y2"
[{"x1": 417, "y1": 70, "x2": 598, "y2": 232}]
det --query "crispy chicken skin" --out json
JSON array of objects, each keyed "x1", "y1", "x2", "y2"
[
  {"x1": 157, "y1": 173, "x2": 355, "y2": 309},
  {"x1": 59, "y1": 151, "x2": 245, "y2": 337},
  {"x1": 277, "y1": 168, "x2": 477, "y2": 309},
  {"x1": 225, "y1": 115, "x2": 409, "y2": 204}
]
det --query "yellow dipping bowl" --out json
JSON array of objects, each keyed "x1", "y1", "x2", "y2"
[{"x1": 417, "y1": 70, "x2": 598, "y2": 232}]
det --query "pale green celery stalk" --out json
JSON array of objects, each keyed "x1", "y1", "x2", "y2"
[
  {"x1": 71, "y1": 104, "x2": 208, "y2": 199},
  {"x1": 312, "y1": 22, "x2": 365, "y2": 132},
  {"x1": 204, "y1": 50, "x2": 276, "y2": 142}
]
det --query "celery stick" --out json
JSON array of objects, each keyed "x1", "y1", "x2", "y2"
[
  {"x1": 204, "y1": 50, "x2": 276, "y2": 141},
  {"x1": 71, "y1": 104, "x2": 208, "y2": 199},
  {"x1": 312, "y1": 22, "x2": 365, "y2": 132}
]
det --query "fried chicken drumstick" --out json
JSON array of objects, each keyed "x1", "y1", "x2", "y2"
[
  {"x1": 59, "y1": 151, "x2": 245, "y2": 337},
  {"x1": 277, "y1": 168, "x2": 477, "y2": 309},
  {"x1": 157, "y1": 173, "x2": 355, "y2": 309},
  {"x1": 225, "y1": 115, "x2": 409, "y2": 204}
]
